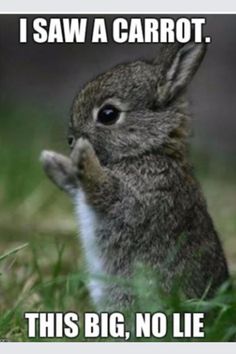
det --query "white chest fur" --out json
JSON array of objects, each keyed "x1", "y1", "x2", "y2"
[{"x1": 75, "y1": 190, "x2": 105, "y2": 305}]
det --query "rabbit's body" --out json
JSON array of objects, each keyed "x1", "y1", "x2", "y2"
[
  {"x1": 41, "y1": 41, "x2": 229, "y2": 310},
  {"x1": 75, "y1": 149, "x2": 228, "y2": 308}
]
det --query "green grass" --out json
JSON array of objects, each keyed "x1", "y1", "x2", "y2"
[{"x1": 0, "y1": 104, "x2": 236, "y2": 341}]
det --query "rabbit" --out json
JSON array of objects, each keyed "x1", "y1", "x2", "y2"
[{"x1": 40, "y1": 41, "x2": 229, "y2": 311}]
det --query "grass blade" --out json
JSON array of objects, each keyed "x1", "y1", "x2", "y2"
[{"x1": 0, "y1": 243, "x2": 29, "y2": 262}]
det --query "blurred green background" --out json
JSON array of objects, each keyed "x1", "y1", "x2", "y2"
[{"x1": 0, "y1": 15, "x2": 235, "y2": 341}]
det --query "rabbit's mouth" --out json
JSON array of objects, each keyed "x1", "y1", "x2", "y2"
[{"x1": 79, "y1": 132, "x2": 91, "y2": 141}]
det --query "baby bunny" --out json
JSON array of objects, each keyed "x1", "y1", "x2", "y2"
[{"x1": 41, "y1": 41, "x2": 229, "y2": 310}]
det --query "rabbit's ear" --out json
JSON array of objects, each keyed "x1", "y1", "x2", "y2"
[{"x1": 155, "y1": 41, "x2": 207, "y2": 105}]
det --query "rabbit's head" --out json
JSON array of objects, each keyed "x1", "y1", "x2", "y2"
[{"x1": 69, "y1": 41, "x2": 206, "y2": 165}]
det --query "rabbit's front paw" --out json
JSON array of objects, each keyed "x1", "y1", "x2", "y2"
[
  {"x1": 71, "y1": 138, "x2": 103, "y2": 184},
  {"x1": 40, "y1": 150, "x2": 78, "y2": 195}
]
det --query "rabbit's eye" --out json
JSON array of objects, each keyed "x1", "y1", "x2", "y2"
[
  {"x1": 67, "y1": 135, "x2": 75, "y2": 148},
  {"x1": 97, "y1": 104, "x2": 120, "y2": 125}
]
